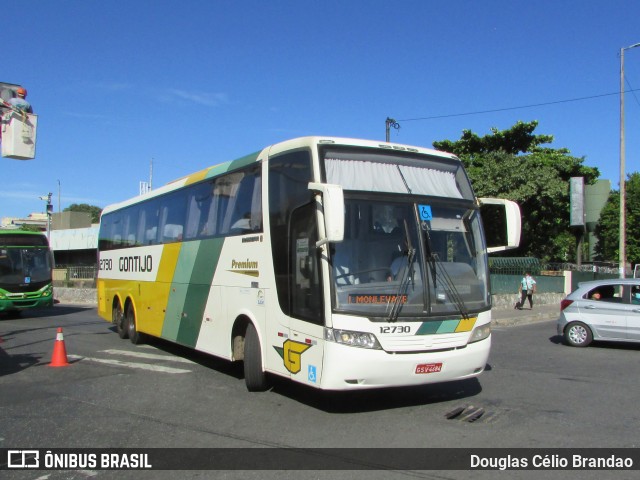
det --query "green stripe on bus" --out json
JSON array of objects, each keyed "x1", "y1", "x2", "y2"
[
  {"x1": 177, "y1": 238, "x2": 225, "y2": 346},
  {"x1": 436, "y1": 319, "x2": 460, "y2": 334},
  {"x1": 415, "y1": 319, "x2": 461, "y2": 335},
  {"x1": 162, "y1": 241, "x2": 200, "y2": 341},
  {"x1": 204, "y1": 151, "x2": 260, "y2": 179}
]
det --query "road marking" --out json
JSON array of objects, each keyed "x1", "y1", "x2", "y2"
[
  {"x1": 67, "y1": 355, "x2": 191, "y2": 374},
  {"x1": 99, "y1": 349, "x2": 196, "y2": 364}
]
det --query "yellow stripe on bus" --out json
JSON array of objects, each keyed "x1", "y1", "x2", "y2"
[
  {"x1": 138, "y1": 243, "x2": 182, "y2": 337},
  {"x1": 455, "y1": 317, "x2": 477, "y2": 333}
]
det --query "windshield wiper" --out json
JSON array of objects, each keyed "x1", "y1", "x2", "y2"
[
  {"x1": 431, "y1": 253, "x2": 469, "y2": 320},
  {"x1": 387, "y1": 219, "x2": 416, "y2": 322},
  {"x1": 422, "y1": 226, "x2": 469, "y2": 320}
]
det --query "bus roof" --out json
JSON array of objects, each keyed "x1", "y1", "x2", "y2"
[
  {"x1": 100, "y1": 136, "x2": 459, "y2": 216},
  {"x1": 0, "y1": 229, "x2": 49, "y2": 246},
  {"x1": 0, "y1": 229, "x2": 46, "y2": 236}
]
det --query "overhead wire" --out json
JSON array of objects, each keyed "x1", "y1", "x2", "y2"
[
  {"x1": 397, "y1": 89, "x2": 640, "y2": 122},
  {"x1": 625, "y1": 78, "x2": 640, "y2": 108}
]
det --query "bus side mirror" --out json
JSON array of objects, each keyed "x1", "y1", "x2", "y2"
[
  {"x1": 308, "y1": 182, "x2": 345, "y2": 246},
  {"x1": 479, "y1": 198, "x2": 521, "y2": 253}
]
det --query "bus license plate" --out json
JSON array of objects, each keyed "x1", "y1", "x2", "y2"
[{"x1": 415, "y1": 363, "x2": 442, "y2": 374}]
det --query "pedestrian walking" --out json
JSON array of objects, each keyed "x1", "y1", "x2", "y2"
[{"x1": 516, "y1": 271, "x2": 537, "y2": 310}]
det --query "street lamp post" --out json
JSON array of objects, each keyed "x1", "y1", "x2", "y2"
[
  {"x1": 385, "y1": 117, "x2": 400, "y2": 142},
  {"x1": 39, "y1": 193, "x2": 52, "y2": 241},
  {"x1": 619, "y1": 42, "x2": 640, "y2": 278}
]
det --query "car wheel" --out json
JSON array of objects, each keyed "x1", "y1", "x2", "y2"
[{"x1": 565, "y1": 321, "x2": 592, "y2": 347}]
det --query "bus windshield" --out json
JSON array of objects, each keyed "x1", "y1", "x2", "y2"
[
  {"x1": 330, "y1": 198, "x2": 489, "y2": 318},
  {"x1": 0, "y1": 246, "x2": 52, "y2": 289}
]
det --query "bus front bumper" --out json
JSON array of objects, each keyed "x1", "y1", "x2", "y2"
[
  {"x1": 319, "y1": 335, "x2": 491, "y2": 390},
  {"x1": 0, "y1": 291, "x2": 54, "y2": 312}
]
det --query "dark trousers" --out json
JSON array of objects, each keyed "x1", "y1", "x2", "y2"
[{"x1": 518, "y1": 290, "x2": 533, "y2": 309}]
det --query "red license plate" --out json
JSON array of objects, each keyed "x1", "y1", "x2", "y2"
[{"x1": 415, "y1": 363, "x2": 443, "y2": 374}]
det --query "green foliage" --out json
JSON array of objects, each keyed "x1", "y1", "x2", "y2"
[
  {"x1": 432, "y1": 120, "x2": 555, "y2": 157},
  {"x1": 433, "y1": 122, "x2": 599, "y2": 262},
  {"x1": 18, "y1": 224, "x2": 43, "y2": 232},
  {"x1": 64, "y1": 203, "x2": 102, "y2": 223},
  {"x1": 594, "y1": 172, "x2": 640, "y2": 265}
]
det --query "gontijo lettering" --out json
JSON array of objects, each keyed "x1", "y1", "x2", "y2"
[{"x1": 119, "y1": 255, "x2": 153, "y2": 272}]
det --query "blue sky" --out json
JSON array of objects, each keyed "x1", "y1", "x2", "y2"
[{"x1": 2, "y1": 0, "x2": 640, "y2": 218}]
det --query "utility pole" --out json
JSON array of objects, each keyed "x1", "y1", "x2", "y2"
[
  {"x1": 385, "y1": 117, "x2": 400, "y2": 142},
  {"x1": 619, "y1": 42, "x2": 640, "y2": 278}
]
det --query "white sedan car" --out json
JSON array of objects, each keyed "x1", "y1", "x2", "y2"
[{"x1": 557, "y1": 278, "x2": 640, "y2": 347}]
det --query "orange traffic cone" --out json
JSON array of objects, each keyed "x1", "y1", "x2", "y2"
[{"x1": 49, "y1": 327, "x2": 70, "y2": 367}]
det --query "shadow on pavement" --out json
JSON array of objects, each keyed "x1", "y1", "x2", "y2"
[
  {"x1": 267, "y1": 376, "x2": 483, "y2": 414},
  {"x1": 0, "y1": 344, "x2": 41, "y2": 377},
  {"x1": 0, "y1": 305, "x2": 95, "y2": 321}
]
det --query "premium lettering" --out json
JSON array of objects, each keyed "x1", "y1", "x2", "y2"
[{"x1": 231, "y1": 259, "x2": 258, "y2": 269}]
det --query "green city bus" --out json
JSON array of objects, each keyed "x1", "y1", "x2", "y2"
[{"x1": 0, "y1": 230, "x2": 54, "y2": 316}]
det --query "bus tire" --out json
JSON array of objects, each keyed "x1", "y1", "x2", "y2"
[
  {"x1": 114, "y1": 302, "x2": 127, "y2": 339},
  {"x1": 243, "y1": 323, "x2": 269, "y2": 392},
  {"x1": 126, "y1": 303, "x2": 144, "y2": 345}
]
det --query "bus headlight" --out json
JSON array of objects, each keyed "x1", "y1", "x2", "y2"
[
  {"x1": 40, "y1": 285, "x2": 53, "y2": 297},
  {"x1": 469, "y1": 323, "x2": 491, "y2": 344},
  {"x1": 324, "y1": 328, "x2": 382, "y2": 350}
]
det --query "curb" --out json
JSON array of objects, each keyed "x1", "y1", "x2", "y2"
[{"x1": 491, "y1": 306, "x2": 559, "y2": 327}]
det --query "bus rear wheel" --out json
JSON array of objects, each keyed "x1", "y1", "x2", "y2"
[
  {"x1": 113, "y1": 302, "x2": 127, "y2": 339},
  {"x1": 243, "y1": 323, "x2": 269, "y2": 392},
  {"x1": 125, "y1": 303, "x2": 144, "y2": 345}
]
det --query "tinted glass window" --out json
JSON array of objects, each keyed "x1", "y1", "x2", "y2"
[
  {"x1": 268, "y1": 150, "x2": 314, "y2": 317},
  {"x1": 585, "y1": 284, "x2": 624, "y2": 303},
  {"x1": 98, "y1": 164, "x2": 262, "y2": 251}
]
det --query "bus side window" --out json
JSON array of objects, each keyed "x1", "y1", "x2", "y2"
[
  {"x1": 145, "y1": 227, "x2": 157, "y2": 244},
  {"x1": 230, "y1": 171, "x2": 261, "y2": 233},
  {"x1": 185, "y1": 181, "x2": 213, "y2": 240},
  {"x1": 163, "y1": 224, "x2": 183, "y2": 242},
  {"x1": 138, "y1": 200, "x2": 159, "y2": 245},
  {"x1": 158, "y1": 190, "x2": 187, "y2": 243}
]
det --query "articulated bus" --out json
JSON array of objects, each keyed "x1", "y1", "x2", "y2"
[
  {"x1": 0, "y1": 230, "x2": 54, "y2": 316},
  {"x1": 97, "y1": 136, "x2": 520, "y2": 391}
]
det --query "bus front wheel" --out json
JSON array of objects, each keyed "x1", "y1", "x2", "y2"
[{"x1": 243, "y1": 323, "x2": 269, "y2": 392}]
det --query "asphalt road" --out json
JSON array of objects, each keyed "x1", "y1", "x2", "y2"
[{"x1": 1, "y1": 305, "x2": 638, "y2": 480}]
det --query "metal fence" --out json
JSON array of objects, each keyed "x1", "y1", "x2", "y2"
[
  {"x1": 53, "y1": 265, "x2": 98, "y2": 288},
  {"x1": 488, "y1": 258, "x2": 621, "y2": 276},
  {"x1": 51, "y1": 260, "x2": 623, "y2": 293},
  {"x1": 488, "y1": 259, "x2": 623, "y2": 294}
]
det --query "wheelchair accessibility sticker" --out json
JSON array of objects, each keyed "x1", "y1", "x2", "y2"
[
  {"x1": 419, "y1": 205, "x2": 432, "y2": 221},
  {"x1": 308, "y1": 365, "x2": 317, "y2": 383}
]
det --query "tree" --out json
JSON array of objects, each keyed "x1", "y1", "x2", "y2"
[
  {"x1": 433, "y1": 120, "x2": 554, "y2": 158},
  {"x1": 594, "y1": 172, "x2": 640, "y2": 266},
  {"x1": 64, "y1": 204, "x2": 102, "y2": 223},
  {"x1": 433, "y1": 121, "x2": 600, "y2": 261},
  {"x1": 19, "y1": 224, "x2": 43, "y2": 232}
]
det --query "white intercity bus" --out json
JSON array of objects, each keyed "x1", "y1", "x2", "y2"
[{"x1": 97, "y1": 136, "x2": 520, "y2": 391}]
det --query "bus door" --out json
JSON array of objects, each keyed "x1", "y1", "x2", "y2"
[{"x1": 282, "y1": 202, "x2": 325, "y2": 387}]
